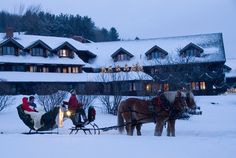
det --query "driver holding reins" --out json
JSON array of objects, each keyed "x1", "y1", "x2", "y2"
[{"x1": 64, "y1": 89, "x2": 87, "y2": 125}]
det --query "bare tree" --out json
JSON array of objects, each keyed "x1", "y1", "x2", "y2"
[
  {"x1": 150, "y1": 49, "x2": 197, "y2": 90},
  {"x1": 0, "y1": 96, "x2": 14, "y2": 112},
  {"x1": 0, "y1": 81, "x2": 14, "y2": 112},
  {"x1": 97, "y1": 71, "x2": 124, "y2": 115},
  {"x1": 77, "y1": 95, "x2": 97, "y2": 110},
  {"x1": 98, "y1": 95, "x2": 122, "y2": 115},
  {"x1": 36, "y1": 90, "x2": 68, "y2": 112}
]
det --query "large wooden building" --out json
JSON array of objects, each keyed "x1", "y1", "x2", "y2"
[{"x1": 0, "y1": 30, "x2": 227, "y2": 95}]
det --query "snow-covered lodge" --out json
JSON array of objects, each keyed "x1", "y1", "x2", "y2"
[{"x1": 0, "y1": 29, "x2": 228, "y2": 95}]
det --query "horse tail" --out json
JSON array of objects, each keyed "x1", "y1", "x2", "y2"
[{"x1": 117, "y1": 102, "x2": 125, "y2": 133}]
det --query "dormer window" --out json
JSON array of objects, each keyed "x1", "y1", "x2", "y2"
[
  {"x1": 111, "y1": 47, "x2": 134, "y2": 62},
  {"x1": 2, "y1": 46, "x2": 16, "y2": 55},
  {"x1": 0, "y1": 38, "x2": 23, "y2": 56},
  {"x1": 179, "y1": 43, "x2": 204, "y2": 58},
  {"x1": 25, "y1": 40, "x2": 52, "y2": 58},
  {"x1": 31, "y1": 48, "x2": 44, "y2": 56},
  {"x1": 58, "y1": 49, "x2": 72, "y2": 58},
  {"x1": 145, "y1": 45, "x2": 168, "y2": 60},
  {"x1": 150, "y1": 51, "x2": 165, "y2": 59},
  {"x1": 117, "y1": 53, "x2": 129, "y2": 61},
  {"x1": 54, "y1": 42, "x2": 77, "y2": 58}
]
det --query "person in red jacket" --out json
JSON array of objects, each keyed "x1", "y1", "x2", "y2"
[
  {"x1": 22, "y1": 97, "x2": 37, "y2": 112},
  {"x1": 21, "y1": 97, "x2": 44, "y2": 130},
  {"x1": 64, "y1": 89, "x2": 87, "y2": 125}
]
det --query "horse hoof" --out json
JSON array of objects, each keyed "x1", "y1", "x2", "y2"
[{"x1": 154, "y1": 133, "x2": 162, "y2": 136}]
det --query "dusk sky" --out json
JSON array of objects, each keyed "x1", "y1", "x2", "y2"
[{"x1": 1, "y1": 0, "x2": 236, "y2": 58}]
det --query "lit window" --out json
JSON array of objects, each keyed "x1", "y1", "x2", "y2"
[
  {"x1": 68, "y1": 67, "x2": 71, "y2": 73},
  {"x1": 72, "y1": 67, "x2": 79, "y2": 73},
  {"x1": 133, "y1": 83, "x2": 136, "y2": 91},
  {"x1": 57, "y1": 67, "x2": 61, "y2": 73},
  {"x1": 164, "y1": 84, "x2": 169, "y2": 91},
  {"x1": 43, "y1": 67, "x2": 49, "y2": 72},
  {"x1": 200, "y1": 82, "x2": 206, "y2": 90},
  {"x1": 30, "y1": 66, "x2": 37, "y2": 72},
  {"x1": 191, "y1": 82, "x2": 200, "y2": 90},
  {"x1": 2, "y1": 46, "x2": 15, "y2": 55},
  {"x1": 63, "y1": 67, "x2": 67, "y2": 73},
  {"x1": 59, "y1": 49, "x2": 71, "y2": 57},
  {"x1": 146, "y1": 84, "x2": 152, "y2": 92},
  {"x1": 117, "y1": 54, "x2": 128, "y2": 61}
]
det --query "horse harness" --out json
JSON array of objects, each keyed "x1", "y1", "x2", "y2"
[{"x1": 148, "y1": 94, "x2": 184, "y2": 122}]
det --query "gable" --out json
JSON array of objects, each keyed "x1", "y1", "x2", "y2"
[
  {"x1": 0, "y1": 38, "x2": 24, "y2": 49},
  {"x1": 25, "y1": 40, "x2": 52, "y2": 51},
  {"x1": 145, "y1": 45, "x2": 168, "y2": 59},
  {"x1": 111, "y1": 47, "x2": 133, "y2": 59},
  {"x1": 179, "y1": 43, "x2": 204, "y2": 57},
  {"x1": 53, "y1": 41, "x2": 78, "y2": 52}
]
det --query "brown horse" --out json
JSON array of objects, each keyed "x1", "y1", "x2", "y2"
[
  {"x1": 166, "y1": 91, "x2": 197, "y2": 136},
  {"x1": 117, "y1": 90, "x2": 194, "y2": 136}
]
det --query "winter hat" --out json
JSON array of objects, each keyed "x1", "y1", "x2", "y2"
[
  {"x1": 70, "y1": 89, "x2": 76, "y2": 94},
  {"x1": 22, "y1": 97, "x2": 28, "y2": 103},
  {"x1": 29, "y1": 96, "x2": 35, "y2": 100}
]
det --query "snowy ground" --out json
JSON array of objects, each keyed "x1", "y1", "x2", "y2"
[{"x1": 0, "y1": 94, "x2": 236, "y2": 158}]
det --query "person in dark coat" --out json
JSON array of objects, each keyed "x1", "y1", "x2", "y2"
[
  {"x1": 64, "y1": 89, "x2": 87, "y2": 124},
  {"x1": 29, "y1": 96, "x2": 37, "y2": 109}
]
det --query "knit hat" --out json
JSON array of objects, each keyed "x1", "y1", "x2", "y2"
[
  {"x1": 29, "y1": 96, "x2": 35, "y2": 100},
  {"x1": 70, "y1": 89, "x2": 76, "y2": 94}
]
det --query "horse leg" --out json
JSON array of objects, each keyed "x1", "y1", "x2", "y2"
[
  {"x1": 154, "y1": 120, "x2": 164, "y2": 136},
  {"x1": 167, "y1": 120, "x2": 176, "y2": 137},
  {"x1": 171, "y1": 120, "x2": 176, "y2": 137},
  {"x1": 126, "y1": 123, "x2": 134, "y2": 136},
  {"x1": 136, "y1": 124, "x2": 142, "y2": 136},
  {"x1": 167, "y1": 120, "x2": 171, "y2": 136}
]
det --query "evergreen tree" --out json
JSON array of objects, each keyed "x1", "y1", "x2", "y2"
[
  {"x1": 109, "y1": 27, "x2": 119, "y2": 41},
  {"x1": 0, "y1": 8, "x2": 120, "y2": 42}
]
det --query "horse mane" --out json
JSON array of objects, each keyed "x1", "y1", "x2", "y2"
[
  {"x1": 163, "y1": 91, "x2": 186, "y2": 103},
  {"x1": 188, "y1": 91, "x2": 194, "y2": 100}
]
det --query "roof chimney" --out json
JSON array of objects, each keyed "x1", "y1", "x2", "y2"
[
  {"x1": 72, "y1": 36, "x2": 91, "y2": 43},
  {"x1": 5, "y1": 27, "x2": 14, "y2": 38}
]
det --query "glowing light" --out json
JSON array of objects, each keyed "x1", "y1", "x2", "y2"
[
  {"x1": 146, "y1": 84, "x2": 151, "y2": 91},
  {"x1": 66, "y1": 111, "x2": 72, "y2": 117},
  {"x1": 58, "y1": 108, "x2": 64, "y2": 128}
]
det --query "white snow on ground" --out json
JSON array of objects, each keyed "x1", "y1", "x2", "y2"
[{"x1": 0, "y1": 94, "x2": 236, "y2": 158}]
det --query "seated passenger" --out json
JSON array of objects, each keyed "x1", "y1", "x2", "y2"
[
  {"x1": 29, "y1": 96, "x2": 37, "y2": 109},
  {"x1": 21, "y1": 97, "x2": 44, "y2": 130}
]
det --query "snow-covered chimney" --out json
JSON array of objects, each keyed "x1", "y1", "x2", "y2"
[
  {"x1": 5, "y1": 27, "x2": 14, "y2": 38},
  {"x1": 72, "y1": 36, "x2": 90, "y2": 43}
]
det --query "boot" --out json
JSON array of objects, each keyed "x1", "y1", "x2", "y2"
[{"x1": 83, "y1": 115, "x2": 88, "y2": 123}]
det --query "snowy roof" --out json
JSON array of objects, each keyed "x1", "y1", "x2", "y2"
[
  {"x1": 0, "y1": 71, "x2": 153, "y2": 82},
  {"x1": 84, "y1": 33, "x2": 226, "y2": 68},
  {"x1": 225, "y1": 58, "x2": 236, "y2": 78},
  {"x1": 0, "y1": 32, "x2": 90, "y2": 65},
  {"x1": 0, "y1": 32, "x2": 226, "y2": 68}
]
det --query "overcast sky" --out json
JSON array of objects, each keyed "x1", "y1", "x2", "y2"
[{"x1": 1, "y1": 0, "x2": 236, "y2": 58}]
